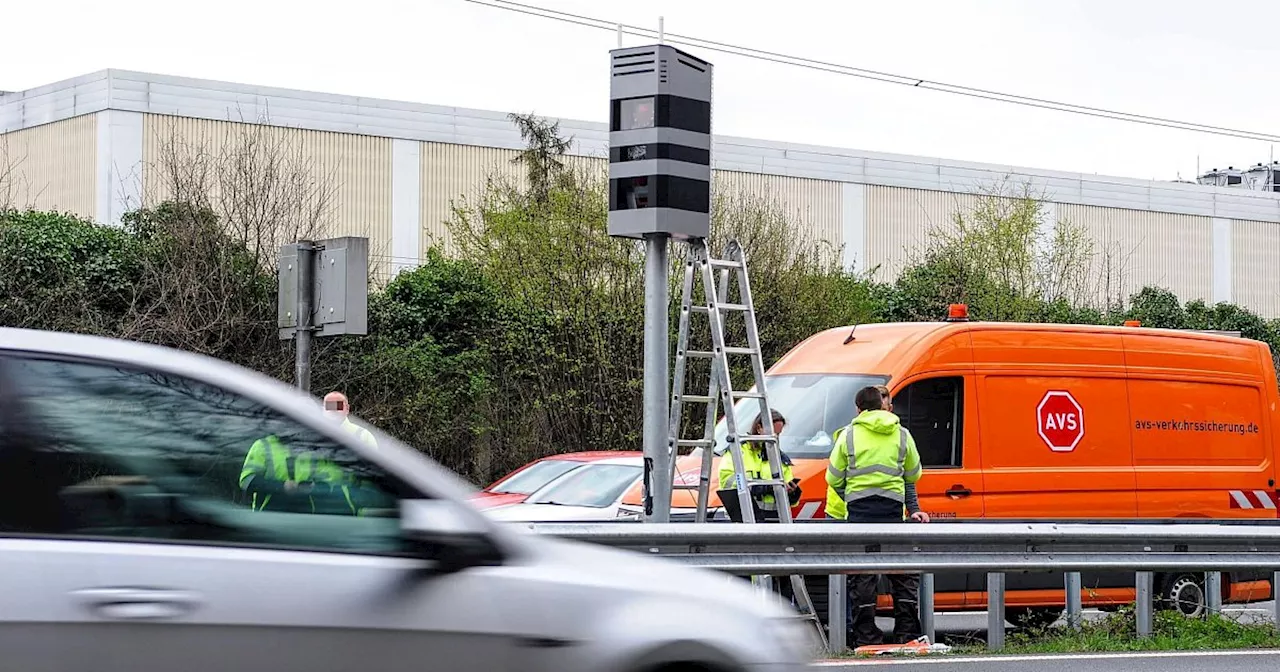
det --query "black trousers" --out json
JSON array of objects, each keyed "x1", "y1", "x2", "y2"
[{"x1": 846, "y1": 496, "x2": 923, "y2": 646}]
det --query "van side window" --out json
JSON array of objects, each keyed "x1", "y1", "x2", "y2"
[{"x1": 892, "y1": 377, "x2": 964, "y2": 468}]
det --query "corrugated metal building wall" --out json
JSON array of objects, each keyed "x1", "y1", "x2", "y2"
[
  {"x1": 1059, "y1": 204, "x2": 1214, "y2": 307},
  {"x1": 864, "y1": 186, "x2": 981, "y2": 281},
  {"x1": 420, "y1": 142, "x2": 523, "y2": 252},
  {"x1": 141, "y1": 114, "x2": 393, "y2": 278},
  {"x1": 715, "y1": 170, "x2": 843, "y2": 248},
  {"x1": 0, "y1": 116, "x2": 96, "y2": 218},
  {"x1": 1233, "y1": 218, "x2": 1280, "y2": 317}
]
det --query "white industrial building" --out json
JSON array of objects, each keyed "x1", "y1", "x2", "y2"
[{"x1": 4, "y1": 69, "x2": 1280, "y2": 315}]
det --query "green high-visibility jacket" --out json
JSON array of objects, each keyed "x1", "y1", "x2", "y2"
[
  {"x1": 826, "y1": 410, "x2": 921, "y2": 508},
  {"x1": 239, "y1": 435, "x2": 356, "y2": 515},
  {"x1": 718, "y1": 442, "x2": 795, "y2": 511}
]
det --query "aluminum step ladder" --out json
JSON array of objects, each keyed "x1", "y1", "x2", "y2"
[{"x1": 666, "y1": 238, "x2": 828, "y2": 652}]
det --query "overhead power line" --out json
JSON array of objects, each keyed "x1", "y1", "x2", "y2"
[{"x1": 463, "y1": 0, "x2": 1280, "y2": 145}]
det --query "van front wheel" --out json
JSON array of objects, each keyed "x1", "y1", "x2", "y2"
[{"x1": 1159, "y1": 573, "x2": 1206, "y2": 618}]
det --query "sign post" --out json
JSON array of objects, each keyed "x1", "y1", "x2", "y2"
[
  {"x1": 278, "y1": 236, "x2": 370, "y2": 392},
  {"x1": 607, "y1": 44, "x2": 714, "y2": 522}
]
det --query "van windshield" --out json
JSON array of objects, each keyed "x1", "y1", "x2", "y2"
[{"x1": 712, "y1": 374, "x2": 889, "y2": 460}]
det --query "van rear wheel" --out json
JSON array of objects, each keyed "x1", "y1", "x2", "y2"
[
  {"x1": 1159, "y1": 573, "x2": 1207, "y2": 618},
  {"x1": 1005, "y1": 607, "x2": 1062, "y2": 630}
]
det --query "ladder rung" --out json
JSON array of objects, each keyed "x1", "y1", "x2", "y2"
[
  {"x1": 740, "y1": 478, "x2": 788, "y2": 488},
  {"x1": 673, "y1": 483, "x2": 703, "y2": 490},
  {"x1": 737, "y1": 434, "x2": 779, "y2": 442},
  {"x1": 708, "y1": 259, "x2": 742, "y2": 270},
  {"x1": 689, "y1": 304, "x2": 750, "y2": 313},
  {"x1": 677, "y1": 439, "x2": 714, "y2": 447},
  {"x1": 731, "y1": 391, "x2": 764, "y2": 399},
  {"x1": 678, "y1": 394, "x2": 714, "y2": 403},
  {"x1": 686, "y1": 347, "x2": 757, "y2": 357}
]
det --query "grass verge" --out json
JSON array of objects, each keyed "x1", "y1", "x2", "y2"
[{"x1": 961, "y1": 608, "x2": 1280, "y2": 655}]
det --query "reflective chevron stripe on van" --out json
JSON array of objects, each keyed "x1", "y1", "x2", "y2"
[
  {"x1": 1228, "y1": 490, "x2": 1280, "y2": 510},
  {"x1": 794, "y1": 501, "x2": 823, "y2": 519}
]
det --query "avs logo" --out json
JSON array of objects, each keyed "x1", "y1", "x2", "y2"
[{"x1": 1037, "y1": 390, "x2": 1084, "y2": 452}]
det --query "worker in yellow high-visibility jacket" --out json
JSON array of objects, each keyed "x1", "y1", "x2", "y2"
[
  {"x1": 826, "y1": 386, "x2": 928, "y2": 522},
  {"x1": 826, "y1": 385, "x2": 928, "y2": 647},
  {"x1": 240, "y1": 391, "x2": 387, "y2": 516},
  {"x1": 718, "y1": 409, "x2": 801, "y2": 520}
]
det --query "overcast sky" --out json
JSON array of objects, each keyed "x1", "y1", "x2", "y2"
[{"x1": 6, "y1": 0, "x2": 1278, "y2": 182}]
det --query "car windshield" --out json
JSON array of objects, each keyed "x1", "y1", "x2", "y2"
[
  {"x1": 489, "y1": 459, "x2": 582, "y2": 495},
  {"x1": 526, "y1": 464, "x2": 643, "y2": 508},
  {"x1": 713, "y1": 373, "x2": 890, "y2": 459}
]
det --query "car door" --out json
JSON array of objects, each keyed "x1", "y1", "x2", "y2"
[{"x1": 0, "y1": 352, "x2": 511, "y2": 672}]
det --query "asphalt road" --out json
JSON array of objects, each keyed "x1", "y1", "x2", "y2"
[{"x1": 813, "y1": 650, "x2": 1280, "y2": 671}]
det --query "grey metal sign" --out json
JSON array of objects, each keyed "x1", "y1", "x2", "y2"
[
  {"x1": 607, "y1": 44, "x2": 713, "y2": 240},
  {"x1": 278, "y1": 236, "x2": 369, "y2": 391}
]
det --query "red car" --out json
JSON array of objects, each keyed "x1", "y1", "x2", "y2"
[{"x1": 470, "y1": 451, "x2": 642, "y2": 510}]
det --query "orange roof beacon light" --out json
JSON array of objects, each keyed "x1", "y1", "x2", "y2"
[
  {"x1": 945, "y1": 303, "x2": 970, "y2": 322},
  {"x1": 1124, "y1": 320, "x2": 1142, "y2": 327}
]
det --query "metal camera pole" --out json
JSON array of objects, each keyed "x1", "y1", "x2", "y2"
[{"x1": 643, "y1": 233, "x2": 671, "y2": 523}]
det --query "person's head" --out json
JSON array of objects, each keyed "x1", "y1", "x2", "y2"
[
  {"x1": 855, "y1": 385, "x2": 885, "y2": 413},
  {"x1": 875, "y1": 384, "x2": 893, "y2": 412},
  {"x1": 752, "y1": 408, "x2": 786, "y2": 436},
  {"x1": 323, "y1": 391, "x2": 350, "y2": 421}
]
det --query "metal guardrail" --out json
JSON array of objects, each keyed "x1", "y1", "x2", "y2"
[{"x1": 523, "y1": 521, "x2": 1280, "y2": 652}]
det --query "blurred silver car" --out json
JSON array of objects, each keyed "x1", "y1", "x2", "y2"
[{"x1": 0, "y1": 328, "x2": 814, "y2": 672}]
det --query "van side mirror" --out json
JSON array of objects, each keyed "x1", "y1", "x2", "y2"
[{"x1": 400, "y1": 499, "x2": 504, "y2": 572}]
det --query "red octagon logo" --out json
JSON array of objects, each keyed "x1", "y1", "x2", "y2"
[{"x1": 1037, "y1": 390, "x2": 1084, "y2": 452}]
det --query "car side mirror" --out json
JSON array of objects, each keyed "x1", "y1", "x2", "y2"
[{"x1": 400, "y1": 499, "x2": 504, "y2": 572}]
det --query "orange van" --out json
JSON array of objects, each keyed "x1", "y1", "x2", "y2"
[{"x1": 616, "y1": 308, "x2": 1279, "y2": 626}]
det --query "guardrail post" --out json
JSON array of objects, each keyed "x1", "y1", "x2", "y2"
[
  {"x1": 1206, "y1": 571, "x2": 1223, "y2": 616},
  {"x1": 920, "y1": 573, "x2": 936, "y2": 643},
  {"x1": 1136, "y1": 571, "x2": 1154, "y2": 638},
  {"x1": 1274, "y1": 571, "x2": 1280, "y2": 628},
  {"x1": 1065, "y1": 571, "x2": 1083, "y2": 630},
  {"x1": 828, "y1": 574, "x2": 846, "y2": 654},
  {"x1": 987, "y1": 572, "x2": 1005, "y2": 651}
]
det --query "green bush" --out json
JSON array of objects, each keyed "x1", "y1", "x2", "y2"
[{"x1": 0, "y1": 208, "x2": 143, "y2": 334}]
